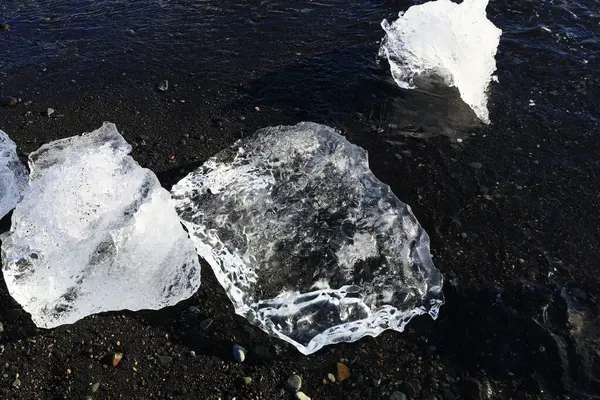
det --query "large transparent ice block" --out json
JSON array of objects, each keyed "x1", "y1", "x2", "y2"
[{"x1": 172, "y1": 122, "x2": 443, "y2": 354}]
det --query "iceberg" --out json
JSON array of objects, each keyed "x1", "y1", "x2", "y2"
[
  {"x1": 1, "y1": 122, "x2": 201, "y2": 328},
  {"x1": 0, "y1": 130, "x2": 28, "y2": 219},
  {"x1": 378, "y1": 0, "x2": 502, "y2": 123},
  {"x1": 172, "y1": 122, "x2": 443, "y2": 354}
]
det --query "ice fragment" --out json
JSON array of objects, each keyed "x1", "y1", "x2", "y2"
[
  {"x1": 379, "y1": 0, "x2": 502, "y2": 123},
  {"x1": 1, "y1": 122, "x2": 201, "y2": 328},
  {"x1": 172, "y1": 122, "x2": 443, "y2": 354},
  {"x1": 0, "y1": 130, "x2": 28, "y2": 219}
]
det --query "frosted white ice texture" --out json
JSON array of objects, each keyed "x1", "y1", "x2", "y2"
[
  {"x1": 172, "y1": 122, "x2": 443, "y2": 354},
  {"x1": 378, "y1": 0, "x2": 502, "y2": 123},
  {"x1": 0, "y1": 130, "x2": 28, "y2": 219},
  {"x1": 1, "y1": 122, "x2": 201, "y2": 328}
]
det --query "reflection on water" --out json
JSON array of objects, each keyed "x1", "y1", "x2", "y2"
[{"x1": 373, "y1": 74, "x2": 483, "y2": 139}]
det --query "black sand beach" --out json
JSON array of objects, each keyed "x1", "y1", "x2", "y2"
[{"x1": 1, "y1": 0, "x2": 599, "y2": 399}]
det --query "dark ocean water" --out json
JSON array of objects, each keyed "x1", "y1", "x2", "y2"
[
  {"x1": 1, "y1": 0, "x2": 597, "y2": 132},
  {"x1": 0, "y1": 0, "x2": 599, "y2": 398}
]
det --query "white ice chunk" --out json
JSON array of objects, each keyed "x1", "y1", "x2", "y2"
[
  {"x1": 1, "y1": 122, "x2": 201, "y2": 328},
  {"x1": 0, "y1": 130, "x2": 28, "y2": 219},
  {"x1": 378, "y1": 0, "x2": 502, "y2": 123},
  {"x1": 172, "y1": 122, "x2": 443, "y2": 354}
]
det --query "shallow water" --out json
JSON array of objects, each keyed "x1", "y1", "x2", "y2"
[{"x1": 2, "y1": 0, "x2": 596, "y2": 136}]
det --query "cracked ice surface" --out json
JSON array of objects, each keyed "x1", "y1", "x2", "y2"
[
  {"x1": 172, "y1": 122, "x2": 443, "y2": 354},
  {"x1": 0, "y1": 130, "x2": 28, "y2": 219},
  {"x1": 1, "y1": 122, "x2": 201, "y2": 328},
  {"x1": 379, "y1": 0, "x2": 502, "y2": 123}
]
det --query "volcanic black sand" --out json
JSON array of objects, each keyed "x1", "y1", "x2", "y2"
[{"x1": 0, "y1": 0, "x2": 599, "y2": 399}]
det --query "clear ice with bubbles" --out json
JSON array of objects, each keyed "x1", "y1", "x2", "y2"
[
  {"x1": 379, "y1": 0, "x2": 502, "y2": 124},
  {"x1": 0, "y1": 130, "x2": 28, "y2": 219},
  {"x1": 1, "y1": 122, "x2": 201, "y2": 328},
  {"x1": 172, "y1": 122, "x2": 443, "y2": 354}
]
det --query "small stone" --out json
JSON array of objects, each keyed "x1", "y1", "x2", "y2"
[
  {"x1": 460, "y1": 378, "x2": 483, "y2": 400},
  {"x1": 570, "y1": 287, "x2": 587, "y2": 301},
  {"x1": 287, "y1": 374, "x2": 302, "y2": 391},
  {"x1": 190, "y1": 350, "x2": 196, "y2": 357},
  {"x1": 112, "y1": 352, "x2": 123, "y2": 367},
  {"x1": 188, "y1": 306, "x2": 201, "y2": 315},
  {"x1": 0, "y1": 322, "x2": 3, "y2": 333},
  {"x1": 91, "y1": 382, "x2": 100, "y2": 393},
  {"x1": 0, "y1": 23, "x2": 9, "y2": 31},
  {"x1": 12, "y1": 377, "x2": 21, "y2": 388},
  {"x1": 337, "y1": 362, "x2": 350, "y2": 382},
  {"x1": 390, "y1": 391, "x2": 407, "y2": 400},
  {"x1": 401, "y1": 381, "x2": 417, "y2": 397},
  {"x1": 125, "y1": 29, "x2": 136, "y2": 35},
  {"x1": 443, "y1": 388, "x2": 456, "y2": 400},
  {"x1": 158, "y1": 355, "x2": 173, "y2": 366},
  {"x1": 2, "y1": 96, "x2": 18, "y2": 107},
  {"x1": 242, "y1": 376, "x2": 252, "y2": 385},
  {"x1": 6, "y1": 309, "x2": 24, "y2": 321},
  {"x1": 46, "y1": 108, "x2": 55, "y2": 117},
  {"x1": 233, "y1": 344, "x2": 246, "y2": 363},
  {"x1": 468, "y1": 162, "x2": 483, "y2": 170},
  {"x1": 156, "y1": 80, "x2": 169, "y2": 92},
  {"x1": 83, "y1": 396, "x2": 93, "y2": 400},
  {"x1": 295, "y1": 392, "x2": 311, "y2": 400},
  {"x1": 238, "y1": 116, "x2": 246, "y2": 121},
  {"x1": 200, "y1": 318, "x2": 213, "y2": 330},
  {"x1": 327, "y1": 373, "x2": 335, "y2": 383}
]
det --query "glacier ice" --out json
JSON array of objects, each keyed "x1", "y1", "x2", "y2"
[
  {"x1": 1, "y1": 122, "x2": 201, "y2": 328},
  {"x1": 0, "y1": 130, "x2": 28, "y2": 219},
  {"x1": 378, "y1": 0, "x2": 502, "y2": 123},
  {"x1": 171, "y1": 122, "x2": 443, "y2": 354}
]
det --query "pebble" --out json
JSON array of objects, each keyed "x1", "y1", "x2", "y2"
[
  {"x1": 156, "y1": 80, "x2": 169, "y2": 92},
  {"x1": 12, "y1": 377, "x2": 21, "y2": 389},
  {"x1": 0, "y1": 23, "x2": 9, "y2": 31},
  {"x1": 468, "y1": 162, "x2": 483, "y2": 170},
  {"x1": 287, "y1": 374, "x2": 302, "y2": 391},
  {"x1": 327, "y1": 373, "x2": 336, "y2": 383},
  {"x1": 111, "y1": 352, "x2": 123, "y2": 367},
  {"x1": 91, "y1": 382, "x2": 100, "y2": 393},
  {"x1": 242, "y1": 376, "x2": 252, "y2": 385},
  {"x1": 158, "y1": 355, "x2": 173, "y2": 366},
  {"x1": 570, "y1": 287, "x2": 588, "y2": 301},
  {"x1": 200, "y1": 318, "x2": 213, "y2": 330},
  {"x1": 337, "y1": 362, "x2": 350, "y2": 381},
  {"x1": 390, "y1": 392, "x2": 407, "y2": 400},
  {"x1": 295, "y1": 392, "x2": 311, "y2": 400},
  {"x1": 187, "y1": 306, "x2": 201, "y2": 315},
  {"x1": 0, "y1": 322, "x2": 3, "y2": 333},
  {"x1": 233, "y1": 344, "x2": 246, "y2": 363},
  {"x1": 47, "y1": 108, "x2": 55, "y2": 117},
  {"x1": 190, "y1": 350, "x2": 196, "y2": 357},
  {"x1": 2, "y1": 96, "x2": 18, "y2": 107},
  {"x1": 460, "y1": 378, "x2": 483, "y2": 400},
  {"x1": 401, "y1": 381, "x2": 417, "y2": 398}
]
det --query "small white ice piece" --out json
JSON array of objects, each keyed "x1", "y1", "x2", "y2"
[
  {"x1": 1, "y1": 122, "x2": 201, "y2": 328},
  {"x1": 0, "y1": 130, "x2": 28, "y2": 219},
  {"x1": 172, "y1": 122, "x2": 443, "y2": 354},
  {"x1": 379, "y1": 0, "x2": 502, "y2": 123}
]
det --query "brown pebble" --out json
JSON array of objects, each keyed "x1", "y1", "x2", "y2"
[
  {"x1": 2, "y1": 96, "x2": 18, "y2": 107},
  {"x1": 337, "y1": 362, "x2": 350, "y2": 382},
  {"x1": 112, "y1": 352, "x2": 123, "y2": 367}
]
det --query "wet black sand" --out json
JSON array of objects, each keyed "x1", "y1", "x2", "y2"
[{"x1": 1, "y1": 0, "x2": 599, "y2": 399}]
